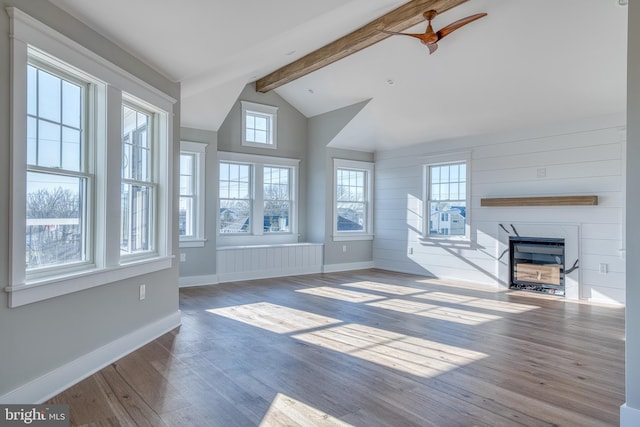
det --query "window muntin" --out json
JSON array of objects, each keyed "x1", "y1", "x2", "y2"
[
  {"x1": 428, "y1": 162, "x2": 467, "y2": 237},
  {"x1": 219, "y1": 162, "x2": 252, "y2": 234},
  {"x1": 241, "y1": 101, "x2": 278, "y2": 149},
  {"x1": 333, "y1": 159, "x2": 374, "y2": 241},
  {"x1": 121, "y1": 103, "x2": 155, "y2": 256},
  {"x1": 25, "y1": 62, "x2": 90, "y2": 273},
  {"x1": 263, "y1": 166, "x2": 291, "y2": 233}
]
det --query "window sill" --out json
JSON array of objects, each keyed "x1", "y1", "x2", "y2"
[
  {"x1": 179, "y1": 239, "x2": 207, "y2": 248},
  {"x1": 217, "y1": 233, "x2": 300, "y2": 247},
  {"x1": 241, "y1": 140, "x2": 277, "y2": 150},
  {"x1": 217, "y1": 242, "x2": 323, "y2": 250},
  {"x1": 419, "y1": 235, "x2": 472, "y2": 247},
  {"x1": 333, "y1": 234, "x2": 374, "y2": 242},
  {"x1": 4, "y1": 256, "x2": 173, "y2": 308}
]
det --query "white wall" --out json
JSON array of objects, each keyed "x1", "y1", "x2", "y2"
[{"x1": 374, "y1": 115, "x2": 626, "y2": 305}]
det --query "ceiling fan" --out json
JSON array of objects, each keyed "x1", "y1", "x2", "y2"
[{"x1": 379, "y1": 9, "x2": 487, "y2": 54}]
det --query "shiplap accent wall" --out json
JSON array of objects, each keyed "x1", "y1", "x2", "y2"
[
  {"x1": 374, "y1": 119, "x2": 626, "y2": 305},
  {"x1": 216, "y1": 243, "x2": 323, "y2": 283}
]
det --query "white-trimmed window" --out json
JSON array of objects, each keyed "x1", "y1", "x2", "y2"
[
  {"x1": 25, "y1": 58, "x2": 91, "y2": 276},
  {"x1": 333, "y1": 159, "x2": 374, "y2": 241},
  {"x1": 218, "y1": 152, "x2": 298, "y2": 245},
  {"x1": 241, "y1": 101, "x2": 278, "y2": 149},
  {"x1": 121, "y1": 101, "x2": 155, "y2": 257},
  {"x1": 179, "y1": 141, "x2": 206, "y2": 247},
  {"x1": 7, "y1": 7, "x2": 176, "y2": 307},
  {"x1": 424, "y1": 153, "x2": 470, "y2": 239}
]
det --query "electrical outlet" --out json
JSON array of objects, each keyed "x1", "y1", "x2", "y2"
[
  {"x1": 342, "y1": 245, "x2": 347, "y2": 253},
  {"x1": 408, "y1": 247, "x2": 414, "y2": 255},
  {"x1": 536, "y1": 168, "x2": 547, "y2": 178},
  {"x1": 139, "y1": 284, "x2": 146, "y2": 300},
  {"x1": 180, "y1": 253, "x2": 186, "y2": 262},
  {"x1": 599, "y1": 263, "x2": 608, "y2": 274}
]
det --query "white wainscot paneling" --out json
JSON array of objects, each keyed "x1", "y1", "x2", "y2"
[{"x1": 216, "y1": 243, "x2": 323, "y2": 283}]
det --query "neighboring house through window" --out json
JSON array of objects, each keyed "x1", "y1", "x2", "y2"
[
  {"x1": 241, "y1": 101, "x2": 278, "y2": 149},
  {"x1": 333, "y1": 159, "x2": 374, "y2": 241},
  {"x1": 218, "y1": 152, "x2": 298, "y2": 245},
  {"x1": 424, "y1": 153, "x2": 470, "y2": 239},
  {"x1": 179, "y1": 141, "x2": 206, "y2": 247}
]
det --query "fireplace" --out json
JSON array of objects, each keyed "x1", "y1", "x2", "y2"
[{"x1": 509, "y1": 237, "x2": 565, "y2": 296}]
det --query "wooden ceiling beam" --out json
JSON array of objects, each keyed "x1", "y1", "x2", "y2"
[{"x1": 255, "y1": 0, "x2": 469, "y2": 93}]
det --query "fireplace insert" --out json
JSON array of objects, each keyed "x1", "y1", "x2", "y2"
[{"x1": 509, "y1": 237, "x2": 565, "y2": 296}]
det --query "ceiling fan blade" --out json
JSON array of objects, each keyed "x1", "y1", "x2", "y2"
[{"x1": 436, "y1": 13, "x2": 487, "y2": 41}]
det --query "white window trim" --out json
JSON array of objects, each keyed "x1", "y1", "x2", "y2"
[
  {"x1": 422, "y1": 151, "x2": 472, "y2": 241},
  {"x1": 180, "y1": 141, "x2": 207, "y2": 248},
  {"x1": 241, "y1": 101, "x2": 278, "y2": 149},
  {"x1": 333, "y1": 159, "x2": 374, "y2": 242},
  {"x1": 217, "y1": 151, "x2": 299, "y2": 246},
  {"x1": 6, "y1": 7, "x2": 176, "y2": 308}
]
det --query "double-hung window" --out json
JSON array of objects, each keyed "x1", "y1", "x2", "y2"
[
  {"x1": 121, "y1": 101, "x2": 155, "y2": 256},
  {"x1": 179, "y1": 141, "x2": 206, "y2": 247},
  {"x1": 26, "y1": 60, "x2": 91, "y2": 275},
  {"x1": 424, "y1": 154, "x2": 470, "y2": 239},
  {"x1": 8, "y1": 7, "x2": 176, "y2": 307},
  {"x1": 218, "y1": 152, "x2": 298, "y2": 245},
  {"x1": 219, "y1": 162, "x2": 252, "y2": 234},
  {"x1": 333, "y1": 159, "x2": 374, "y2": 241},
  {"x1": 263, "y1": 166, "x2": 291, "y2": 233}
]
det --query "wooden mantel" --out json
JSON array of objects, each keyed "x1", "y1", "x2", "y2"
[{"x1": 480, "y1": 196, "x2": 598, "y2": 207}]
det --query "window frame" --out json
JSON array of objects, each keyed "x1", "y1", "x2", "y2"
[
  {"x1": 6, "y1": 7, "x2": 176, "y2": 308},
  {"x1": 422, "y1": 152, "x2": 471, "y2": 241},
  {"x1": 217, "y1": 151, "x2": 299, "y2": 246},
  {"x1": 333, "y1": 159, "x2": 374, "y2": 242},
  {"x1": 179, "y1": 141, "x2": 207, "y2": 247},
  {"x1": 241, "y1": 101, "x2": 278, "y2": 149}
]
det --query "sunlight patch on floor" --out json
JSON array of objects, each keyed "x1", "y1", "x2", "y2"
[
  {"x1": 207, "y1": 302, "x2": 342, "y2": 334},
  {"x1": 295, "y1": 286, "x2": 384, "y2": 303},
  {"x1": 293, "y1": 323, "x2": 487, "y2": 378},
  {"x1": 415, "y1": 291, "x2": 539, "y2": 314},
  {"x1": 339, "y1": 281, "x2": 424, "y2": 296},
  {"x1": 367, "y1": 298, "x2": 502, "y2": 325},
  {"x1": 260, "y1": 393, "x2": 352, "y2": 427}
]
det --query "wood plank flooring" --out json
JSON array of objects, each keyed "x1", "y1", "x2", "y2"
[{"x1": 48, "y1": 269, "x2": 625, "y2": 426}]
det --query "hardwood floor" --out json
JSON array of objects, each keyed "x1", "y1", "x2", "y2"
[{"x1": 48, "y1": 269, "x2": 625, "y2": 426}]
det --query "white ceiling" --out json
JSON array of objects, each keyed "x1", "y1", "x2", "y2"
[{"x1": 50, "y1": 0, "x2": 628, "y2": 152}]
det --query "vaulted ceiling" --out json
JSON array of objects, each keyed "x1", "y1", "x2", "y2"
[{"x1": 49, "y1": 0, "x2": 628, "y2": 151}]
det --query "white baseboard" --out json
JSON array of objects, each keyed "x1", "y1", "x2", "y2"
[
  {"x1": 0, "y1": 310, "x2": 181, "y2": 404},
  {"x1": 217, "y1": 266, "x2": 322, "y2": 284},
  {"x1": 322, "y1": 261, "x2": 375, "y2": 273},
  {"x1": 179, "y1": 274, "x2": 219, "y2": 288},
  {"x1": 621, "y1": 403, "x2": 640, "y2": 427}
]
